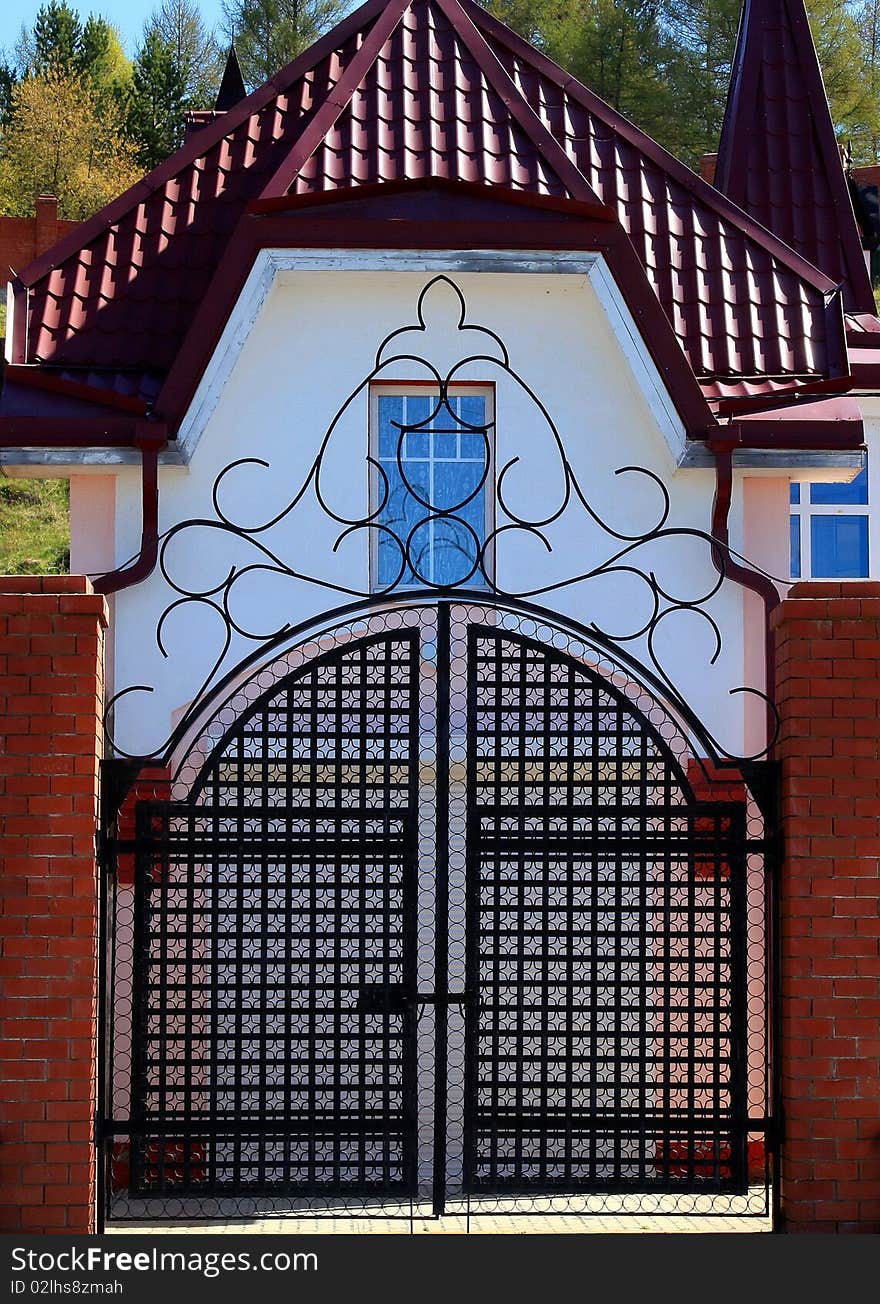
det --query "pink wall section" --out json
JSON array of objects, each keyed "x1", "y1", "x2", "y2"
[{"x1": 69, "y1": 476, "x2": 116, "y2": 578}]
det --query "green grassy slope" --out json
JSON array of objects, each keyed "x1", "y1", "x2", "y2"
[{"x1": 0, "y1": 478, "x2": 70, "y2": 574}]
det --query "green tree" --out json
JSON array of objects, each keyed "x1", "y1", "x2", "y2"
[
  {"x1": 0, "y1": 56, "x2": 16, "y2": 127},
  {"x1": 849, "y1": 0, "x2": 880, "y2": 162},
  {"x1": 124, "y1": 2, "x2": 227, "y2": 171},
  {"x1": 79, "y1": 15, "x2": 131, "y2": 96},
  {"x1": 222, "y1": 0, "x2": 352, "y2": 88},
  {"x1": 660, "y1": 0, "x2": 742, "y2": 162},
  {"x1": 0, "y1": 67, "x2": 141, "y2": 220},
  {"x1": 547, "y1": 1, "x2": 678, "y2": 145},
  {"x1": 31, "y1": 0, "x2": 82, "y2": 73},
  {"x1": 13, "y1": 3, "x2": 131, "y2": 99},
  {"x1": 152, "y1": 0, "x2": 224, "y2": 106},
  {"x1": 125, "y1": 29, "x2": 188, "y2": 169}
]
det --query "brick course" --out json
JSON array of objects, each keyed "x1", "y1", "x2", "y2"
[
  {"x1": 0, "y1": 577, "x2": 107, "y2": 1233},
  {"x1": 773, "y1": 581, "x2": 880, "y2": 1233}
]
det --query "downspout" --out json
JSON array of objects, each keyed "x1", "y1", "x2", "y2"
[
  {"x1": 708, "y1": 436, "x2": 781, "y2": 709},
  {"x1": 709, "y1": 435, "x2": 785, "y2": 1221},
  {"x1": 92, "y1": 423, "x2": 165, "y2": 595}
]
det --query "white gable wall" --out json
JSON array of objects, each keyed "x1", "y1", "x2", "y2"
[{"x1": 105, "y1": 259, "x2": 755, "y2": 760}]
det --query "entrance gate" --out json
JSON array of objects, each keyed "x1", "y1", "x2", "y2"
[{"x1": 101, "y1": 601, "x2": 772, "y2": 1224}]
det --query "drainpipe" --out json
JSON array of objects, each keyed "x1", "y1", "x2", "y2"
[
  {"x1": 92, "y1": 423, "x2": 165, "y2": 595},
  {"x1": 708, "y1": 434, "x2": 781, "y2": 716}
]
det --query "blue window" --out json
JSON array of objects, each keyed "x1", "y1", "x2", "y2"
[
  {"x1": 373, "y1": 389, "x2": 491, "y2": 589},
  {"x1": 789, "y1": 465, "x2": 869, "y2": 579}
]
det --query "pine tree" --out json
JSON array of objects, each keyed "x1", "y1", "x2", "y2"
[
  {"x1": 0, "y1": 58, "x2": 16, "y2": 128},
  {"x1": 222, "y1": 0, "x2": 352, "y2": 88},
  {"x1": 125, "y1": 30, "x2": 189, "y2": 170},
  {"x1": 13, "y1": 4, "x2": 130, "y2": 98},
  {"x1": 31, "y1": 0, "x2": 82, "y2": 73}
]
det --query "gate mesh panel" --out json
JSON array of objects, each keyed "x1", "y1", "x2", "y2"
[{"x1": 462, "y1": 626, "x2": 746, "y2": 1193}]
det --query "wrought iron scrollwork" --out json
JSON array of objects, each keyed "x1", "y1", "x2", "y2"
[{"x1": 104, "y1": 274, "x2": 782, "y2": 763}]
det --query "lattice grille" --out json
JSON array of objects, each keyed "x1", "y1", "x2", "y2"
[
  {"x1": 130, "y1": 632, "x2": 420, "y2": 1196},
  {"x1": 463, "y1": 628, "x2": 748, "y2": 1193}
]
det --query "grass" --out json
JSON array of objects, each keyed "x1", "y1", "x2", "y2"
[{"x1": 0, "y1": 477, "x2": 70, "y2": 574}]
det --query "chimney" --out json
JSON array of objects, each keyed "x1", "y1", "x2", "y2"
[
  {"x1": 34, "y1": 194, "x2": 59, "y2": 255},
  {"x1": 699, "y1": 153, "x2": 717, "y2": 186}
]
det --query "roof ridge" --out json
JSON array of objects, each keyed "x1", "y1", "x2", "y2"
[
  {"x1": 16, "y1": 0, "x2": 393, "y2": 288},
  {"x1": 462, "y1": 0, "x2": 842, "y2": 297},
  {"x1": 259, "y1": 0, "x2": 413, "y2": 198},
  {"x1": 430, "y1": 0, "x2": 601, "y2": 205},
  {"x1": 714, "y1": 0, "x2": 874, "y2": 313}
]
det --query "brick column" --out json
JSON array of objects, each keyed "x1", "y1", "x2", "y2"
[
  {"x1": 0, "y1": 577, "x2": 107, "y2": 1233},
  {"x1": 772, "y1": 581, "x2": 880, "y2": 1233}
]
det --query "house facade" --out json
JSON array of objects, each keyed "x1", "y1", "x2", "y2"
[{"x1": 1, "y1": 0, "x2": 879, "y2": 1233}]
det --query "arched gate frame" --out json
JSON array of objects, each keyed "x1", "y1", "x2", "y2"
[
  {"x1": 96, "y1": 276, "x2": 780, "y2": 1227},
  {"x1": 98, "y1": 596, "x2": 778, "y2": 1228}
]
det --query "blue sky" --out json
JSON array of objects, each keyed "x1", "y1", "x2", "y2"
[{"x1": 0, "y1": 1, "x2": 230, "y2": 58}]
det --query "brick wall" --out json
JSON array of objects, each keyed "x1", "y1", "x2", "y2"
[
  {"x1": 0, "y1": 576, "x2": 107, "y2": 1233},
  {"x1": 0, "y1": 197, "x2": 79, "y2": 279},
  {"x1": 773, "y1": 581, "x2": 880, "y2": 1233}
]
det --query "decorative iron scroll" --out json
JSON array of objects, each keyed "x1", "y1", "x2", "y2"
[{"x1": 105, "y1": 275, "x2": 781, "y2": 763}]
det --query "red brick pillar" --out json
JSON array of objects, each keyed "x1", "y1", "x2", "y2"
[
  {"x1": 0, "y1": 576, "x2": 107, "y2": 1233},
  {"x1": 772, "y1": 581, "x2": 880, "y2": 1233}
]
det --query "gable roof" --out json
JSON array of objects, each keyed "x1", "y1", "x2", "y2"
[
  {"x1": 4, "y1": 0, "x2": 856, "y2": 433},
  {"x1": 715, "y1": 0, "x2": 875, "y2": 315}
]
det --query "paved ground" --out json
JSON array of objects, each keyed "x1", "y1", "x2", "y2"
[{"x1": 107, "y1": 1195, "x2": 773, "y2": 1235}]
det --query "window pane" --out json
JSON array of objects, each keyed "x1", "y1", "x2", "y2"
[
  {"x1": 810, "y1": 515, "x2": 868, "y2": 578},
  {"x1": 809, "y1": 466, "x2": 867, "y2": 505},
  {"x1": 377, "y1": 394, "x2": 403, "y2": 458},
  {"x1": 789, "y1": 482, "x2": 800, "y2": 505},
  {"x1": 790, "y1": 515, "x2": 801, "y2": 579},
  {"x1": 457, "y1": 394, "x2": 486, "y2": 427},
  {"x1": 404, "y1": 394, "x2": 431, "y2": 428},
  {"x1": 375, "y1": 390, "x2": 489, "y2": 589}
]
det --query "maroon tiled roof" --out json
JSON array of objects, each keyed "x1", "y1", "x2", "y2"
[
  {"x1": 714, "y1": 0, "x2": 875, "y2": 315},
  {"x1": 8, "y1": 0, "x2": 857, "y2": 420}
]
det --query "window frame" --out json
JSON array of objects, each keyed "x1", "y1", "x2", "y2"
[
  {"x1": 789, "y1": 466, "x2": 869, "y2": 580},
  {"x1": 368, "y1": 381, "x2": 496, "y2": 592}
]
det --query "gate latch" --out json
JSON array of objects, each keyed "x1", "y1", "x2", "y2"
[
  {"x1": 356, "y1": 985, "x2": 474, "y2": 1014},
  {"x1": 356, "y1": 985, "x2": 412, "y2": 1015}
]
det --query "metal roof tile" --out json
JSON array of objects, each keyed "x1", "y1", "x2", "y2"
[{"x1": 15, "y1": 0, "x2": 863, "y2": 396}]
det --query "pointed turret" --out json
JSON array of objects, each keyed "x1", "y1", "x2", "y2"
[
  {"x1": 215, "y1": 45, "x2": 246, "y2": 112},
  {"x1": 715, "y1": 0, "x2": 874, "y2": 313}
]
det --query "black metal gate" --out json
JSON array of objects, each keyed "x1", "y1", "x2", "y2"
[
  {"x1": 463, "y1": 626, "x2": 747, "y2": 1195},
  {"x1": 101, "y1": 601, "x2": 772, "y2": 1224}
]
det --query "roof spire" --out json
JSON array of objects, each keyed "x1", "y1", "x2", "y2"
[
  {"x1": 214, "y1": 44, "x2": 247, "y2": 112},
  {"x1": 715, "y1": 0, "x2": 874, "y2": 313}
]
